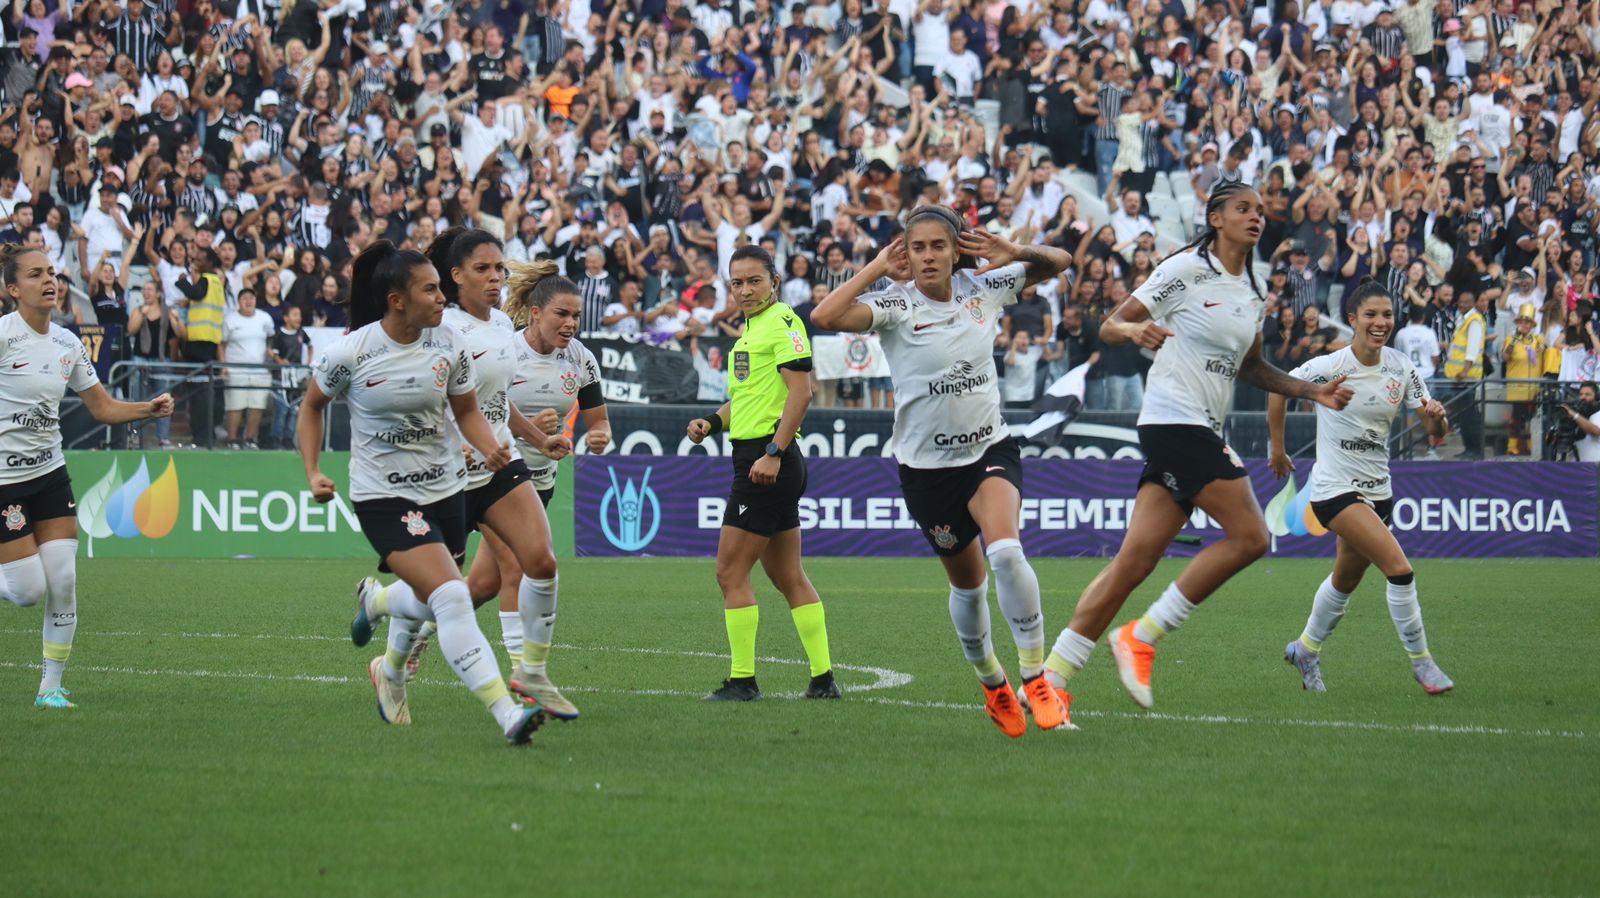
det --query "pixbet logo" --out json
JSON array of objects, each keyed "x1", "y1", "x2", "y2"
[{"x1": 599, "y1": 465, "x2": 661, "y2": 552}]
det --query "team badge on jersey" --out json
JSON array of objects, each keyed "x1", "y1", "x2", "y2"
[
  {"x1": 963, "y1": 297, "x2": 985, "y2": 325},
  {"x1": 733, "y1": 350, "x2": 750, "y2": 382},
  {"x1": 431, "y1": 358, "x2": 449, "y2": 389},
  {"x1": 401, "y1": 510, "x2": 431, "y2": 537},
  {"x1": 559, "y1": 371, "x2": 578, "y2": 395},
  {"x1": 1385, "y1": 378, "x2": 1402, "y2": 405},
  {"x1": 59, "y1": 353, "x2": 73, "y2": 381},
  {"x1": 3, "y1": 504, "x2": 24, "y2": 531},
  {"x1": 929, "y1": 525, "x2": 956, "y2": 549}
]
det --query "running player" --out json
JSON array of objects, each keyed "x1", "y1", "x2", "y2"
[
  {"x1": 297, "y1": 240, "x2": 543, "y2": 745},
  {"x1": 811, "y1": 206, "x2": 1073, "y2": 737},
  {"x1": 350, "y1": 229, "x2": 570, "y2": 724},
  {"x1": 686, "y1": 245, "x2": 836, "y2": 702},
  {"x1": 481, "y1": 260, "x2": 614, "y2": 716},
  {"x1": 0, "y1": 245, "x2": 174, "y2": 709},
  {"x1": 1038, "y1": 182, "x2": 1354, "y2": 714},
  {"x1": 1270, "y1": 280, "x2": 1454, "y2": 694}
]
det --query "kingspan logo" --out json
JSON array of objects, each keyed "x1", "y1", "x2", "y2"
[
  {"x1": 600, "y1": 465, "x2": 661, "y2": 552},
  {"x1": 77, "y1": 456, "x2": 181, "y2": 552},
  {"x1": 930, "y1": 359, "x2": 991, "y2": 396}
]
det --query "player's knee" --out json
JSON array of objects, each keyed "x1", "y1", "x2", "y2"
[
  {"x1": 522, "y1": 551, "x2": 557, "y2": 581},
  {"x1": 1385, "y1": 569, "x2": 1415, "y2": 586},
  {"x1": 984, "y1": 539, "x2": 1027, "y2": 577},
  {"x1": 1111, "y1": 551, "x2": 1159, "y2": 587},
  {"x1": 1, "y1": 557, "x2": 47, "y2": 608},
  {"x1": 714, "y1": 561, "x2": 748, "y2": 594},
  {"x1": 467, "y1": 573, "x2": 500, "y2": 608},
  {"x1": 426, "y1": 580, "x2": 474, "y2": 621},
  {"x1": 1233, "y1": 525, "x2": 1270, "y2": 562}
]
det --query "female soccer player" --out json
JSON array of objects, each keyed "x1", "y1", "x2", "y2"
[
  {"x1": 477, "y1": 260, "x2": 615, "y2": 717},
  {"x1": 1037, "y1": 182, "x2": 1353, "y2": 715},
  {"x1": 351, "y1": 228, "x2": 572, "y2": 724},
  {"x1": 811, "y1": 205, "x2": 1073, "y2": 737},
  {"x1": 1270, "y1": 281, "x2": 1454, "y2": 694},
  {"x1": 0, "y1": 245, "x2": 173, "y2": 709},
  {"x1": 297, "y1": 240, "x2": 543, "y2": 745},
  {"x1": 686, "y1": 245, "x2": 836, "y2": 702}
]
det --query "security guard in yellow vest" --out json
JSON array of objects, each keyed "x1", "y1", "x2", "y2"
[
  {"x1": 175, "y1": 249, "x2": 227, "y2": 446},
  {"x1": 1442, "y1": 290, "x2": 1487, "y2": 458}
]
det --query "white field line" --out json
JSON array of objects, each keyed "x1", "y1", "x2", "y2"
[{"x1": 0, "y1": 630, "x2": 1585, "y2": 740}]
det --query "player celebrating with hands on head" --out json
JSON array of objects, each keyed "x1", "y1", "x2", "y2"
[
  {"x1": 0, "y1": 245, "x2": 174, "y2": 709},
  {"x1": 297, "y1": 240, "x2": 544, "y2": 745},
  {"x1": 1271, "y1": 281, "x2": 1454, "y2": 695},
  {"x1": 1038, "y1": 182, "x2": 1354, "y2": 714},
  {"x1": 812, "y1": 206, "x2": 1074, "y2": 737},
  {"x1": 688, "y1": 245, "x2": 837, "y2": 703}
]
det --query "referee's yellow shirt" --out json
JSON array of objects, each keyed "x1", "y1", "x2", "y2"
[{"x1": 729, "y1": 301, "x2": 811, "y2": 440}]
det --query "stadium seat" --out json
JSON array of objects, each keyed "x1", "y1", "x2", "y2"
[
  {"x1": 1148, "y1": 193, "x2": 1188, "y2": 239},
  {"x1": 1055, "y1": 173, "x2": 1110, "y2": 225},
  {"x1": 1061, "y1": 168, "x2": 1098, "y2": 198},
  {"x1": 1152, "y1": 170, "x2": 1175, "y2": 199}
]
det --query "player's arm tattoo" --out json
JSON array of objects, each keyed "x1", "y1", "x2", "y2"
[
  {"x1": 1238, "y1": 340, "x2": 1321, "y2": 399},
  {"x1": 1013, "y1": 245, "x2": 1075, "y2": 287}
]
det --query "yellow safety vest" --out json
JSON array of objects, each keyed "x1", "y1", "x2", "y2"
[
  {"x1": 186, "y1": 273, "x2": 225, "y2": 345},
  {"x1": 1442, "y1": 309, "x2": 1484, "y2": 379}
]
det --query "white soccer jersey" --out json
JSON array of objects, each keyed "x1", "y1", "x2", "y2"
[
  {"x1": 0, "y1": 313, "x2": 98, "y2": 486},
  {"x1": 864, "y1": 263, "x2": 1024, "y2": 469},
  {"x1": 1132, "y1": 251, "x2": 1268, "y2": 435},
  {"x1": 1393, "y1": 323, "x2": 1439, "y2": 380},
  {"x1": 1290, "y1": 346, "x2": 1428, "y2": 502},
  {"x1": 313, "y1": 321, "x2": 474, "y2": 504},
  {"x1": 506, "y1": 334, "x2": 601, "y2": 487},
  {"x1": 443, "y1": 307, "x2": 521, "y2": 489}
]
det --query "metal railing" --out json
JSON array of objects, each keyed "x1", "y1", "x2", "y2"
[{"x1": 71, "y1": 360, "x2": 320, "y2": 451}]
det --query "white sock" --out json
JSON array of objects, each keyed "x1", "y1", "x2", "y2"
[
  {"x1": 985, "y1": 539, "x2": 1045, "y2": 678},
  {"x1": 37, "y1": 540, "x2": 78, "y2": 692},
  {"x1": 1385, "y1": 574, "x2": 1429, "y2": 659},
  {"x1": 0, "y1": 555, "x2": 46, "y2": 607},
  {"x1": 380, "y1": 580, "x2": 434, "y2": 620},
  {"x1": 1300, "y1": 575, "x2": 1351, "y2": 652},
  {"x1": 498, "y1": 611, "x2": 524, "y2": 662},
  {"x1": 1044, "y1": 628, "x2": 1096, "y2": 689},
  {"x1": 427, "y1": 580, "x2": 520, "y2": 730},
  {"x1": 382, "y1": 616, "x2": 426, "y2": 682},
  {"x1": 1134, "y1": 582, "x2": 1195, "y2": 644},
  {"x1": 517, "y1": 575, "x2": 558, "y2": 673},
  {"x1": 948, "y1": 579, "x2": 1004, "y2": 687}
]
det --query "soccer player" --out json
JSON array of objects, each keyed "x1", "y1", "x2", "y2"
[
  {"x1": 0, "y1": 245, "x2": 173, "y2": 709},
  {"x1": 1270, "y1": 281, "x2": 1454, "y2": 694},
  {"x1": 1038, "y1": 183, "x2": 1353, "y2": 714},
  {"x1": 810, "y1": 205, "x2": 1073, "y2": 737},
  {"x1": 686, "y1": 245, "x2": 836, "y2": 702},
  {"x1": 297, "y1": 240, "x2": 543, "y2": 745},
  {"x1": 350, "y1": 229, "x2": 570, "y2": 724}
]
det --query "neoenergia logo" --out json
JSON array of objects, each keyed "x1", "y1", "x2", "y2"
[
  {"x1": 1264, "y1": 469, "x2": 1328, "y2": 546},
  {"x1": 77, "y1": 456, "x2": 180, "y2": 550}
]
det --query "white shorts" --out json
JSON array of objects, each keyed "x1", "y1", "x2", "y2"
[{"x1": 225, "y1": 370, "x2": 272, "y2": 411}]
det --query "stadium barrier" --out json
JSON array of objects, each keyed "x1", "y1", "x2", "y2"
[{"x1": 575, "y1": 455, "x2": 1600, "y2": 559}]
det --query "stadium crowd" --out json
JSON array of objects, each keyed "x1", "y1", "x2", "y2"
[{"x1": 1, "y1": 0, "x2": 1599, "y2": 452}]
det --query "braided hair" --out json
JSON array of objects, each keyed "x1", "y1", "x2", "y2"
[{"x1": 1167, "y1": 180, "x2": 1265, "y2": 300}]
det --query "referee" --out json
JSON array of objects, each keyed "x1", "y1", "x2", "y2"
[{"x1": 686, "y1": 245, "x2": 838, "y2": 702}]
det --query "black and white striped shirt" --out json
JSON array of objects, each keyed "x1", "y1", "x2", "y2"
[
  {"x1": 261, "y1": 116, "x2": 286, "y2": 160},
  {"x1": 1490, "y1": 13, "x2": 1516, "y2": 44},
  {"x1": 816, "y1": 265, "x2": 855, "y2": 293},
  {"x1": 1283, "y1": 267, "x2": 1319, "y2": 316},
  {"x1": 1096, "y1": 83, "x2": 1130, "y2": 140},
  {"x1": 1377, "y1": 264, "x2": 1409, "y2": 307},
  {"x1": 575, "y1": 272, "x2": 613, "y2": 327},
  {"x1": 1141, "y1": 117, "x2": 1163, "y2": 170},
  {"x1": 349, "y1": 58, "x2": 394, "y2": 121},
  {"x1": 179, "y1": 182, "x2": 221, "y2": 221},
  {"x1": 105, "y1": 10, "x2": 166, "y2": 75},
  {"x1": 1365, "y1": 23, "x2": 1405, "y2": 61}
]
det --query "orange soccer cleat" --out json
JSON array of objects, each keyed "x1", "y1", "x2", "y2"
[
  {"x1": 1110, "y1": 622, "x2": 1156, "y2": 709},
  {"x1": 1020, "y1": 675, "x2": 1068, "y2": 731},
  {"x1": 982, "y1": 678, "x2": 1028, "y2": 738}
]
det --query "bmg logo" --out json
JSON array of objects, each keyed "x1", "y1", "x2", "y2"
[{"x1": 600, "y1": 466, "x2": 661, "y2": 552}]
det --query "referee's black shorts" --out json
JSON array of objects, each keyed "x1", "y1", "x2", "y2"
[
  {"x1": 0, "y1": 465, "x2": 75, "y2": 544},
  {"x1": 1137, "y1": 424, "x2": 1248, "y2": 512},
  {"x1": 723, "y1": 437, "x2": 807, "y2": 537},
  {"x1": 354, "y1": 492, "x2": 469, "y2": 573},
  {"x1": 464, "y1": 458, "x2": 534, "y2": 531},
  {"x1": 898, "y1": 437, "x2": 1024, "y2": 557}
]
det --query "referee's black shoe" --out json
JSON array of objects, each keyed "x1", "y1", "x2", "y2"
[
  {"x1": 804, "y1": 670, "x2": 842, "y2": 699},
  {"x1": 705, "y1": 677, "x2": 762, "y2": 702}
]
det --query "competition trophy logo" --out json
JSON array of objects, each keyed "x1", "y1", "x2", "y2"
[{"x1": 600, "y1": 466, "x2": 661, "y2": 552}]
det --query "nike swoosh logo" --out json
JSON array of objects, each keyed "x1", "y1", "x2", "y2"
[
  {"x1": 366, "y1": 379, "x2": 387, "y2": 387},
  {"x1": 985, "y1": 465, "x2": 1005, "y2": 472},
  {"x1": 11, "y1": 362, "x2": 26, "y2": 369},
  {"x1": 472, "y1": 350, "x2": 488, "y2": 359},
  {"x1": 913, "y1": 318, "x2": 955, "y2": 333},
  {"x1": 1203, "y1": 302, "x2": 1221, "y2": 308},
  {"x1": 511, "y1": 379, "x2": 527, "y2": 386},
  {"x1": 67, "y1": 502, "x2": 75, "y2": 509}
]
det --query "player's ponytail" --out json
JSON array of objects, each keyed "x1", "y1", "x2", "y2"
[
  {"x1": 348, "y1": 240, "x2": 431, "y2": 330},
  {"x1": 0, "y1": 243, "x2": 38, "y2": 289},
  {"x1": 502, "y1": 259, "x2": 563, "y2": 328},
  {"x1": 426, "y1": 226, "x2": 504, "y2": 307},
  {"x1": 1167, "y1": 181, "x2": 1264, "y2": 301}
]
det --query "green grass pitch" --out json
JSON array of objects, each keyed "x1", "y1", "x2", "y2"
[{"x1": 0, "y1": 556, "x2": 1594, "y2": 898}]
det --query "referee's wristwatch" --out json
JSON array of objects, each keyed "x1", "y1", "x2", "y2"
[{"x1": 764, "y1": 441, "x2": 783, "y2": 457}]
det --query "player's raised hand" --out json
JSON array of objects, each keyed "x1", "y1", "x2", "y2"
[
  {"x1": 1134, "y1": 321, "x2": 1175, "y2": 350},
  {"x1": 146, "y1": 393, "x2": 174, "y2": 418},
  {"x1": 533, "y1": 407, "x2": 561, "y2": 435},
  {"x1": 308, "y1": 472, "x2": 337, "y2": 504},
  {"x1": 870, "y1": 236, "x2": 910, "y2": 281},
  {"x1": 957, "y1": 228, "x2": 1016, "y2": 275},
  {"x1": 1314, "y1": 374, "x2": 1354, "y2": 410}
]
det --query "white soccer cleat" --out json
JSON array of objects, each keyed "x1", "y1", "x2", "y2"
[
  {"x1": 404, "y1": 622, "x2": 435, "y2": 683},
  {"x1": 1411, "y1": 656, "x2": 1454, "y2": 695},
  {"x1": 368, "y1": 656, "x2": 411, "y2": 725},
  {"x1": 1284, "y1": 639, "x2": 1327, "y2": 692},
  {"x1": 509, "y1": 668, "x2": 580, "y2": 720}
]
